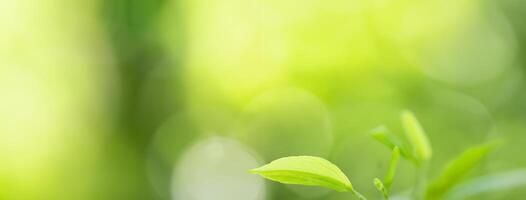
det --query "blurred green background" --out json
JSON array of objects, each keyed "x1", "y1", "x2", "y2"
[{"x1": 1, "y1": 0, "x2": 526, "y2": 199}]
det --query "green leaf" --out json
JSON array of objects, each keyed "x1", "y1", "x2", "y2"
[
  {"x1": 250, "y1": 156, "x2": 353, "y2": 192},
  {"x1": 401, "y1": 111, "x2": 432, "y2": 162},
  {"x1": 384, "y1": 146, "x2": 400, "y2": 190},
  {"x1": 250, "y1": 156, "x2": 366, "y2": 199},
  {"x1": 426, "y1": 140, "x2": 503, "y2": 199},
  {"x1": 371, "y1": 126, "x2": 416, "y2": 162},
  {"x1": 444, "y1": 169, "x2": 526, "y2": 200}
]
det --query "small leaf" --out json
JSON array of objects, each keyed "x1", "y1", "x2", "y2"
[
  {"x1": 444, "y1": 169, "x2": 526, "y2": 200},
  {"x1": 374, "y1": 178, "x2": 389, "y2": 199},
  {"x1": 401, "y1": 111, "x2": 432, "y2": 162},
  {"x1": 426, "y1": 140, "x2": 503, "y2": 199},
  {"x1": 384, "y1": 146, "x2": 400, "y2": 190},
  {"x1": 250, "y1": 156, "x2": 354, "y2": 192},
  {"x1": 371, "y1": 126, "x2": 415, "y2": 162}
]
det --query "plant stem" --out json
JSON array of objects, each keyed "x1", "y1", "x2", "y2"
[
  {"x1": 351, "y1": 189, "x2": 367, "y2": 200},
  {"x1": 384, "y1": 146, "x2": 400, "y2": 192}
]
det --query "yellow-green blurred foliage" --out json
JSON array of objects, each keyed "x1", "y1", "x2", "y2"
[{"x1": 1, "y1": 0, "x2": 526, "y2": 199}]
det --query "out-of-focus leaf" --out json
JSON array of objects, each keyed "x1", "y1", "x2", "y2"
[
  {"x1": 384, "y1": 146, "x2": 400, "y2": 190},
  {"x1": 426, "y1": 140, "x2": 503, "y2": 199},
  {"x1": 444, "y1": 169, "x2": 526, "y2": 200},
  {"x1": 250, "y1": 156, "x2": 354, "y2": 192},
  {"x1": 371, "y1": 126, "x2": 415, "y2": 162},
  {"x1": 401, "y1": 111, "x2": 432, "y2": 162},
  {"x1": 374, "y1": 178, "x2": 389, "y2": 199}
]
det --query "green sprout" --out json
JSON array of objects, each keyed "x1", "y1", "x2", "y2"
[
  {"x1": 373, "y1": 146, "x2": 400, "y2": 199},
  {"x1": 249, "y1": 110, "x2": 520, "y2": 200}
]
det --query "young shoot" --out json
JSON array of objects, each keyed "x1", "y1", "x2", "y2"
[{"x1": 249, "y1": 110, "x2": 521, "y2": 200}]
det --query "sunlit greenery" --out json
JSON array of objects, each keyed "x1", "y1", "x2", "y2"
[
  {"x1": 1, "y1": 0, "x2": 526, "y2": 199},
  {"x1": 252, "y1": 112, "x2": 512, "y2": 200}
]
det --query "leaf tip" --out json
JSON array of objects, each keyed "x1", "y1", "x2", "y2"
[
  {"x1": 400, "y1": 110, "x2": 432, "y2": 161},
  {"x1": 248, "y1": 167, "x2": 262, "y2": 174}
]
